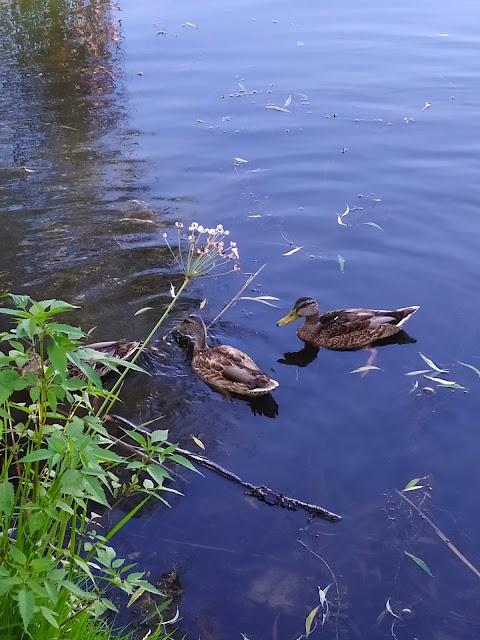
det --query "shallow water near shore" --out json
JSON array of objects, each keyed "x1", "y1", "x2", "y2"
[{"x1": 2, "y1": 0, "x2": 480, "y2": 637}]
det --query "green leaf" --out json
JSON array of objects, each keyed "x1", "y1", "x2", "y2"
[
  {"x1": 266, "y1": 105, "x2": 290, "y2": 113},
  {"x1": 150, "y1": 429, "x2": 169, "y2": 444},
  {"x1": 419, "y1": 353, "x2": 448, "y2": 374},
  {"x1": 47, "y1": 340, "x2": 67, "y2": 379},
  {"x1": 39, "y1": 605, "x2": 58, "y2": 628},
  {"x1": 18, "y1": 449, "x2": 53, "y2": 463},
  {"x1": 47, "y1": 323, "x2": 85, "y2": 339},
  {"x1": 405, "y1": 551, "x2": 433, "y2": 576},
  {"x1": 66, "y1": 352, "x2": 102, "y2": 388},
  {"x1": 146, "y1": 464, "x2": 172, "y2": 486},
  {"x1": 0, "y1": 480, "x2": 14, "y2": 517},
  {"x1": 403, "y1": 476, "x2": 428, "y2": 491},
  {"x1": 305, "y1": 605, "x2": 319, "y2": 637},
  {"x1": 18, "y1": 589, "x2": 36, "y2": 630},
  {"x1": 169, "y1": 453, "x2": 199, "y2": 472},
  {"x1": 10, "y1": 547, "x2": 27, "y2": 565}
]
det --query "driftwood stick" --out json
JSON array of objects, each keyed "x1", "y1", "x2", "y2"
[
  {"x1": 106, "y1": 414, "x2": 341, "y2": 522},
  {"x1": 396, "y1": 489, "x2": 480, "y2": 579},
  {"x1": 207, "y1": 263, "x2": 266, "y2": 328}
]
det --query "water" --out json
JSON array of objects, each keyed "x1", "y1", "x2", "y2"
[{"x1": 2, "y1": 0, "x2": 480, "y2": 637}]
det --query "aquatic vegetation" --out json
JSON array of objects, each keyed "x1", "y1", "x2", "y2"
[
  {"x1": 0, "y1": 295, "x2": 188, "y2": 638},
  {"x1": 277, "y1": 297, "x2": 419, "y2": 350},
  {"x1": 174, "y1": 314, "x2": 279, "y2": 397}
]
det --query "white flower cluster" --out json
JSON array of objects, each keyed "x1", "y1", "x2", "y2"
[{"x1": 163, "y1": 221, "x2": 240, "y2": 279}]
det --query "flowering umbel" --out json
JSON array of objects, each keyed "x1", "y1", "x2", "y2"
[{"x1": 163, "y1": 222, "x2": 240, "y2": 279}]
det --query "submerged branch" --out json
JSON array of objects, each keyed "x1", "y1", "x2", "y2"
[
  {"x1": 106, "y1": 414, "x2": 341, "y2": 522},
  {"x1": 396, "y1": 489, "x2": 480, "y2": 579}
]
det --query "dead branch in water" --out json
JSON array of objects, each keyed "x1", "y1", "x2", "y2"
[
  {"x1": 396, "y1": 489, "x2": 480, "y2": 579},
  {"x1": 105, "y1": 414, "x2": 341, "y2": 522}
]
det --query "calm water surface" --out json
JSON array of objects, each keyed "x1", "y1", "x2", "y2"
[{"x1": 2, "y1": 0, "x2": 480, "y2": 637}]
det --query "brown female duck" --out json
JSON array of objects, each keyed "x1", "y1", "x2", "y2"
[
  {"x1": 277, "y1": 297, "x2": 419, "y2": 350},
  {"x1": 175, "y1": 314, "x2": 279, "y2": 396}
]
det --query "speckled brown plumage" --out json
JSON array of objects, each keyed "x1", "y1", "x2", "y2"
[
  {"x1": 175, "y1": 314, "x2": 279, "y2": 397},
  {"x1": 277, "y1": 297, "x2": 419, "y2": 350}
]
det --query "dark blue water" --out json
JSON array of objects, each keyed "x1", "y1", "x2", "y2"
[{"x1": 2, "y1": 0, "x2": 480, "y2": 637}]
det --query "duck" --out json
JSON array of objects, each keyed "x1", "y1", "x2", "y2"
[
  {"x1": 174, "y1": 314, "x2": 279, "y2": 397},
  {"x1": 277, "y1": 297, "x2": 419, "y2": 350},
  {"x1": 23, "y1": 340, "x2": 141, "y2": 380}
]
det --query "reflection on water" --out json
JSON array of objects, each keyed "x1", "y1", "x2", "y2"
[{"x1": 2, "y1": 0, "x2": 480, "y2": 637}]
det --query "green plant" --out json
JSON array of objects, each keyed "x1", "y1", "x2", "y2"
[{"x1": 0, "y1": 294, "x2": 190, "y2": 638}]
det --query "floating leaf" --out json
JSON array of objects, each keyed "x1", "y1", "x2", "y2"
[
  {"x1": 266, "y1": 105, "x2": 290, "y2": 113},
  {"x1": 422, "y1": 101, "x2": 431, "y2": 110},
  {"x1": 169, "y1": 283, "x2": 175, "y2": 298},
  {"x1": 424, "y1": 375, "x2": 466, "y2": 390},
  {"x1": 284, "y1": 95, "x2": 292, "y2": 108},
  {"x1": 362, "y1": 222, "x2": 384, "y2": 231},
  {"x1": 318, "y1": 583, "x2": 331, "y2": 607},
  {"x1": 59, "y1": 124, "x2": 79, "y2": 131},
  {"x1": 305, "y1": 605, "x2": 319, "y2": 637},
  {"x1": 350, "y1": 365, "x2": 382, "y2": 374},
  {"x1": 404, "y1": 476, "x2": 427, "y2": 491},
  {"x1": 248, "y1": 214, "x2": 262, "y2": 218},
  {"x1": 239, "y1": 296, "x2": 280, "y2": 307},
  {"x1": 405, "y1": 551, "x2": 433, "y2": 577},
  {"x1": 385, "y1": 598, "x2": 401, "y2": 620},
  {"x1": 337, "y1": 215, "x2": 348, "y2": 226},
  {"x1": 23, "y1": 167, "x2": 35, "y2": 173},
  {"x1": 337, "y1": 254, "x2": 345, "y2": 273},
  {"x1": 409, "y1": 380, "x2": 419, "y2": 393},
  {"x1": 134, "y1": 307, "x2": 153, "y2": 316},
  {"x1": 119, "y1": 217, "x2": 156, "y2": 224},
  {"x1": 183, "y1": 21, "x2": 198, "y2": 28},
  {"x1": 192, "y1": 436, "x2": 205, "y2": 450},
  {"x1": 419, "y1": 353, "x2": 448, "y2": 373},
  {"x1": 405, "y1": 369, "x2": 430, "y2": 376},
  {"x1": 199, "y1": 299, "x2": 207, "y2": 309},
  {"x1": 283, "y1": 246, "x2": 303, "y2": 256},
  {"x1": 234, "y1": 157, "x2": 248, "y2": 164},
  {"x1": 459, "y1": 362, "x2": 480, "y2": 377}
]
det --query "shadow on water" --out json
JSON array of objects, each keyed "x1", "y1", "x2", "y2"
[{"x1": 278, "y1": 330, "x2": 416, "y2": 367}]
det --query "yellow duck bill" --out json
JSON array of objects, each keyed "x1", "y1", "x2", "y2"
[{"x1": 276, "y1": 309, "x2": 300, "y2": 326}]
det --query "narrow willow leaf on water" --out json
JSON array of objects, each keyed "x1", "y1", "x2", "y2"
[
  {"x1": 318, "y1": 583, "x2": 331, "y2": 606},
  {"x1": 405, "y1": 551, "x2": 433, "y2": 577},
  {"x1": 248, "y1": 214, "x2": 262, "y2": 218},
  {"x1": 422, "y1": 101, "x2": 431, "y2": 110},
  {"x1": 199, "y1": 299, "x2": 207, "y2": 309},
  {"x1": 405, "y1": 369, "x2": 430, "y2": 376},
  {"x1": 240, "y1": 635, "x2": 251, "y2": 640},
  {"x1": 409, "y1": 380, "x2": 419, "y2": 393},
  {"x1": 424, "y1": 375, "x2": 466, "y2": 390},
  {"x1": 192, "y1": 436, "x2": 205, "y2": 450},
  {"x1": 23, "y1": 167, "x2": 35, "y2": 173},
  {"x1": 234, "y1": 157, "x2": 248, "y2": 164},
  {"x1": 419, "y1": 353, "x2": 448, "y2": 373},
  {"x1": 404, "y1": 476, "x2": 428, "y2": 491},
  {"x1": 337, "y1": 254, "x2": 345, "y2": 273},
  {"x1": 385, "y1": 598, "x2": 401, "y2": 620},
  {"x1": 283, "y1": 246, "x2": 303, "y2": 256},
  {"x1": 305, "y1": 605, "x2": 320, "y2": 637},
  {"x1": 266, "y1": 105, "x2": 290, "y2": 113},
  {"x1": 459, "y1": 362, "x2": 480, "y2": 377},
  {"x1": 350, "y1": 365, "x2": 382, "y2": 374},
  {"x1": 169, "y1": 283, "x2": 175, "y2": 298},
  {"x1": 119, "y1": 217, "x2": 155, "y2": 224},
  {"x1": 362, "y1": 222, "x2": 384, "y2": 231},
  {"x1": 59, "y1": 124, "x2": 79, "y2": 131},
  {"x1": 404, "y1": 484, "x2": 424, "y2": 491},
  {"x1": 239, "y1": 296, "x2": 280, "y2": 307},
  {"x1": 337, "y1": 215, "x2": 348, "y2": 226},
  {"x1": 183, "y1": 21, "x2": 198, "y2": 28},
  {"x1": 134, "y1": 307, "x2": 153, "y2": 316},
  {"x1": 284, "y1": 94, "x2": 292, "y2": 108}
]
